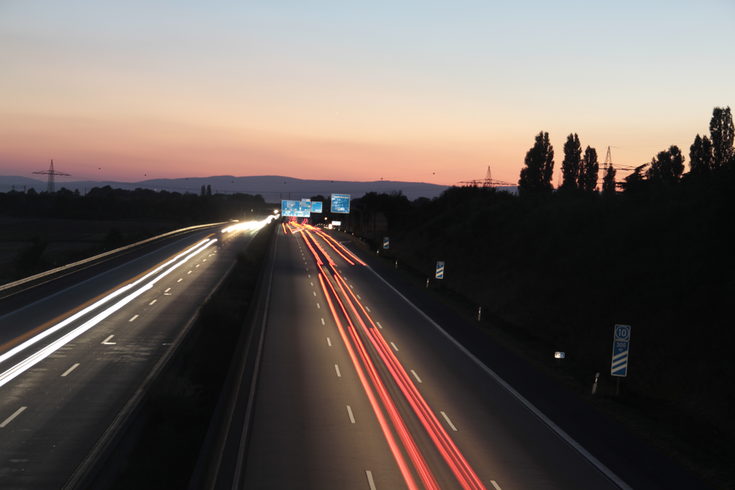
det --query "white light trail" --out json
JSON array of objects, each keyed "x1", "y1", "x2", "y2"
[{"x1": 0, "y1": 239, "x2": 217, "y2": 388}]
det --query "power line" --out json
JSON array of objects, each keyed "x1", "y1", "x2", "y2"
[{"x1": 32, "y1": 159, "x2": 70, "y2": 193}]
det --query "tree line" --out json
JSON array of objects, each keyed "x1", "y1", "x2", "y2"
[
  {"x1": 0, "y1": 186, "x2": 267, "y2": 223},
  {"x1": 519, "y1": 106, "x2": 734, "y2": 193}
]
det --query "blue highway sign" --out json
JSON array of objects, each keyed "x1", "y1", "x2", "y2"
[
  {"x1": 330, "y1": 193, "x2": 351, "y2": 214},
  {"x1": 281, "y1": 200, "x2": 311, "y2": 217},
  {"x1": 310, "y1": 201, "x2": 323, "y2": 213},
  {"x1": 435, "y1": 261, "x2": 445, "y2": 279},
  {"x1": 610, "y1": 324, "x2": 632, "y2": 377}
]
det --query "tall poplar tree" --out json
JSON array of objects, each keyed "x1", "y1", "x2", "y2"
[
  {"x1": 519, "y1": 131, "x2": 554, "y2": 194},
  {"x1": 579, "y1": 146, "x2": 599, "y2": 192},
  {"x1": 689, "y1": 134, "x2": 714, "y2": 176},
  {"x1": 709, "y1": 106, "x2": 734, "y2": 168},
  {"x1": 561, "y1": 133, "x2": 582, "y2": 190}
]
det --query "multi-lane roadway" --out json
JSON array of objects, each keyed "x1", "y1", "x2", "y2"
[
  {"x1": 242, "y1": 222, "x2": 629, "y2": 489},
  {"x1": 0, "y1": 219, "x2": 271, "y2": 489}
]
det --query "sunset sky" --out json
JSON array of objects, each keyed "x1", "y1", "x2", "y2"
[{"x1": 1, "y1": 1, "x2": 733, "y2": 186}]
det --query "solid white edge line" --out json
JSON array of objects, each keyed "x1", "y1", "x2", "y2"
[
  {"x1": 61, "y1": 363, "x2": 80, "y2": 377},
  {"x1": 0, "y1": 406, "x2": 27, "y2": 428},
  {"x1": 365, "y1": 264, "x2": 633, "y2": 490},
  {"x1": 411, "y1": 369, "x2": 422, "y2": 383},
  {"x1": 490, "y1": 480, "x2": 502, "y2": 490},
  {"x1": 346, "y1": 404, "x2": 356, "y2": 423},
  {"x1": 440, "y1": 410, "x2": 458, "y2": 431},
  {"x1": 366, "y1": 470, "x2": 377, "y2": 490}
]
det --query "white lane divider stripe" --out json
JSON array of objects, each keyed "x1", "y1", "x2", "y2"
[
  {"x1": 101, "y1": 335, "x2": 116, "y2": 345},
  {"x1": 491, "y1": 480, "x2": 503, "y2": 490},
  {"x1": 365, "y1": 306, "x2": 371, "y2": 312},
  {"x1": 346, "y1": 405, "x2": 356, "y2": 424},
  {"x1": 326, "y1": 337, "x2": 332, "y2": 347},
  {"x1": 312, "y1": 291, "x2": 317, "y2": 297},
  {"x1": 177, "y1": 278, "x2": 183, "y2": 283},
  {"x1": 164, "y1": 288, "x2": 171, "y2": 293},
  {"x1": 316, "y1": 303, "x2": 321, "y2": 309},
  {"x1": 440, "y1": 411, "x2": 457, "y2": 431},
  {"x1": 321, "y1": 318, "x2": 326, "y2": 326},
  {"x1": 128, "y1": 314, "x2": 139, "y2": 322},
  {"x1": 0, "y1": 407, "x2": 27, "y2": 428},
  {"x1": 334, "y1": 364, "x2": 342, "y2": 378},
  {"x1": 149, "y1": 299, "x2": 157, "y2": 306},
  {"x1": 366, "y1": 470, "x2": 377, "y2": 490},
  {"x1": 390, "y1": 342, "x2": 399, "y2": 352},
  {"x1": 61, "y1": 363, "x2": 80, "y2": 377},
  {"x1": 376, "y1": 322, "x2": 383, "y2": 329},
  {"x1": 410, "y1": 369, "x2": 422, "y2": 383}
]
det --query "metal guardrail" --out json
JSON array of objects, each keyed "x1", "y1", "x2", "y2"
[{"x1": 0, "y1": 222, "x2": 226, "y2": 298}]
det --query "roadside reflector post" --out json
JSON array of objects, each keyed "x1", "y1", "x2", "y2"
[
  {"x1": 591, "y1": 372, "x2": 600, "y2": 395},
  {"x1": 394, "y1": 259, "x2": 398, "y2": 269},
  {"x1": 425, "y1": 277, "x2": 430, "y2": 288},
  {"x1": 477, "y1": 306, "x2": 482, "y2": 322}
]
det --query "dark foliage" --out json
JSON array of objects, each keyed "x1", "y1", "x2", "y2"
[
  {"x1": 0, "y1": 186, "x2": 267, "y2": 223},
  {"x1": 579, "y1": 146, "x2": 599, "y2": 192},
  {"x1": 561, "y1": 133, "x2": 582, "y2": 190},
  {"x1": 689, "y1": 134, "x2": 715, "y2": 176},
  {"x1": 709, "y1": 106, "x2": 734, "y2": 168},
  {"x1": 519, "y1": 131, "x2": 554, "y2": 194}
]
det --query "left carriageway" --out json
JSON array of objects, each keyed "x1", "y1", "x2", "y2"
[{"x1": 0, "y1": 218, "x2": 273, "y2": 490}]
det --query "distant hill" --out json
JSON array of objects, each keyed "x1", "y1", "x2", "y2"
[{"x1": 0, "y1": 175, "x2": 466, "y2": 201}]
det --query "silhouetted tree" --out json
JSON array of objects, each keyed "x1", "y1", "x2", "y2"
[
  {"x1": 709, "y1": 106, "x2": 734, "y2": 168},
  {"x1": 579, "y1": 146, "x2": 599, "y2": 192},
  {"x1": 602, "y1": 165, "x2": 616, "y2": 196},
  {"x1": 561, "y1": 133, "x2": 582, "y2": 190},
  {"x1": 200, "y1": 185, "x2": 206, "y2": 196},
  {"x1": 519, "y1": 131, "x2": 554, "y2": 194},
  {"x1": 622, "y1": 163, "x2": 648, "y2": 193},
  {"x1": 648, "y1": 145, "x2": 685, "y2": 184},
  {"x1": 689, "y1": 134, "x2": 715, "y2": 176},
  {"x1": 206, "y1": 184, "x2": 212, "y2": 196}
]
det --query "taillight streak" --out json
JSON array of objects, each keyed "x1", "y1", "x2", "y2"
[
  {"x1": 320, "y1": 268, "x2": 439, "y2": 490},
  {"x1": 332, "y1": 271, "x2": 485, "y2": 490},
  {"x1": 317, "y1": 273, "x2": 420, "y2": 490}
]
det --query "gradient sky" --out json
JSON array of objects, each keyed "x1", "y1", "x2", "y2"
[{"x1": 1, "y1": 1, "x2": 733, "y2": 186}]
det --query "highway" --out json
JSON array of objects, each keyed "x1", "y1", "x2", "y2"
[
  {"x1": 243, "y1": 222, "x2": 625, "y2": 489},
  {"x1": 0, "y1": 219, "x2": 271, "y2": 489}
]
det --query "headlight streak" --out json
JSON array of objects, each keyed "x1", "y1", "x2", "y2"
[
  {"x1": 0, "y1": 238, "x2": 213, "y2": 365},
  {"x1": 221, "y1": 216, "x2": 276, "y2": 234},
  {"x1": 297, "y1": 223, "x2": 485, "y2": 490},
  {"x1": 0, "y1": 239, "x2": 217, "y2": 389}
]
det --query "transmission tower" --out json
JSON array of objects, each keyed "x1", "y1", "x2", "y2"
[
  {"x1": 604, "y1": 146, "x2": 613, "y2": 170},
  {"x1": 459, "y1": 164, "x2": 513, "y2": 187},
  {"x1": 33, "y1": 159, "x2": 71, "y2": 193}
]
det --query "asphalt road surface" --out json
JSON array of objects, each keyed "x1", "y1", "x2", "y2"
[
  {"x1": 0, "y1": 221, "x2": 267, "y2": 489},
  {"x1": 243, "y1": 223, "x2": 626, "y2": 490}
]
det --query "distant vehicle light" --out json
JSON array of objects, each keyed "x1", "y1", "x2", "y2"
[{"x1": 554, "y1": 351, "x2": 566, "y2": 359}]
